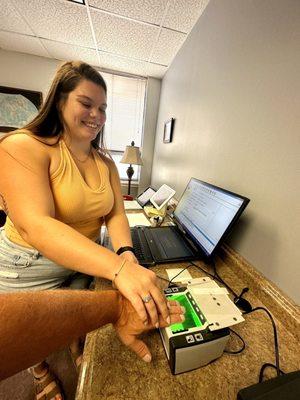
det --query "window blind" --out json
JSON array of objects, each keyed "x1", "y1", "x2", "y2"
[{"x1": 100, "y1": 72, "x2": 146, "y2": 181}]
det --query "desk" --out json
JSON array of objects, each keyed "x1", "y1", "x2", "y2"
[{"x1": 75, "y1": 231, "x2": 299, "y2": 399}]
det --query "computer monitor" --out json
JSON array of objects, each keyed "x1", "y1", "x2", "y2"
[{"x1": 173, "y1": 178, "x2": 250, "y2": 258}]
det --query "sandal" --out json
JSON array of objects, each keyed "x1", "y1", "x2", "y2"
[
  {"x1": 69, "y1": 345, "x2": 83, "y2": 372},
  {"x1": 33, "y1": 368, "x2": 64, "y2": 400}
]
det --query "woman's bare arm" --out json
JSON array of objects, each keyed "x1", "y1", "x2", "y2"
[
  {"x1": 0, "y1": 135, "x2": 124, "y2": 280},
  {"x1": 104, "y1": 159, "x2": 133, "y2": 250},
  {"x1": 0, "y1": 134, "x2": 169, "y2": 326}
]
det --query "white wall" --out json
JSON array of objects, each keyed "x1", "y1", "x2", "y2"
[
  {"x1": 151, "y1": 0, "x2": 300, "y2": 302},
  {"x1": 0, "y1": 49, "x2": 59, "y2": 98},
  {"x1": 139, "y1": 78, "x2": 161, "y2": 193}
]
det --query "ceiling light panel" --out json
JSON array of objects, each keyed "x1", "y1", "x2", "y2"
[
  {"x1": 164, "y1": 0, "x2": 210, "y2": 33},
  {"x1": 0, "y1": 0, "x2": 33, "y2": 35},
  {"x1": 91, "y1": 9, "x2": 159, "y2": 61},
  {"x1": 13, "y1": 0, "x2": 93, "y2": 48},
  {"x1": 89, "y1": 0, "x2": 167, "y2": 26},
  {"x1": 0, "y1": 31, "x2": 49, "y2": 57}
]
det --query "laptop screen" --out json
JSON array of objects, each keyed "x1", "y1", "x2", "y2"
[{"x1": 173, "y1": 178, "x2": 250, "y2": 258}]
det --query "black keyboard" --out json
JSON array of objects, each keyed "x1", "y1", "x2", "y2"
[{"x1": 131, "y1": 227, "x2": 154, "y2": 267}]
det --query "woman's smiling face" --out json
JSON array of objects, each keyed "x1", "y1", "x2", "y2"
[{"x1": 60, "y1": 79, "x2": 107, "y2": 143}]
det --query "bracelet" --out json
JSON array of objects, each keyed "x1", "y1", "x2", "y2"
[
  {"x1": 112, "y1": 259, "x2": 127, "y2": 288},
  {"x1": 116, "y1": 246, "x2": 135, "y2": 256}
]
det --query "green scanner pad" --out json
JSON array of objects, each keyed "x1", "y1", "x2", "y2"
[{"x1": 167, "y1": 293, "x2": 204, "y2": 334}]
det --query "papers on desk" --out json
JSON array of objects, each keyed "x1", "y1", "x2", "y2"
[
  {"x1": 124, "y1": 200, "x2": 142, "y2": 210},
  {"x1": 166, "y1": 268, "x2": 193, "y2": 282},
  {"x1": 126, "y1": 212, "x2": 151, "y2": 227}
]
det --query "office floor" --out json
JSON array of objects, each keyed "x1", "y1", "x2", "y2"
[{"x1": 0, "y1": 348, "x2": 78, "y2": 400}]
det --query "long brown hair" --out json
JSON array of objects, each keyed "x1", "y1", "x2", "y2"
[{"x1": 23, "y1": 60, "x2": 107, "y2": 151}]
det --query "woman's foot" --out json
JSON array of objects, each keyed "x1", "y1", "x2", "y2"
[{"x1": 32, "y1": 364, "x2": 63, "y2": 400}]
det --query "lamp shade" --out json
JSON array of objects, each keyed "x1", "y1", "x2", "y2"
[{"x1": 120, "y1": 142, "x2": 143, "y2": 165}]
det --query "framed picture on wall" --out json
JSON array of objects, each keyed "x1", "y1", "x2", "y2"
[
  {"x1": 163, "y1": 118, "x2": 175, "y2": 143},
  {"x1": 0, "y1": 86, "x2": 43, "y2": 133}
]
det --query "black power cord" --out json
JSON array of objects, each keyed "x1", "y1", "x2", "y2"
[
  {"x1": 190, "y1": 260, "x2": 239, "y2": 298},
  {"x1": 167, "y1": 263, "x2": 193, "y2": 287},
  {"x1": 155, "y1": 263, "x2": 194, "y2": 287},
  {"x1": 244, "y1": 307, "x2": 284, "y2": 382},
  {"x1": 224, "y1": 328, "x2": 246, "y2": 354},
  {"x1": 189, "y1": 259, "x2": 284, "y2": 383}
]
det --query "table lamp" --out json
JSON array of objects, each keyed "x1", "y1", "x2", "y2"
[{"x1": 120, "y1": 141, "x2": 143, "y2": 195}]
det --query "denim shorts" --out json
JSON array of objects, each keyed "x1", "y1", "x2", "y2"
[{"x1": 0, "y1": 228, "x2": 92, "y2": 292}]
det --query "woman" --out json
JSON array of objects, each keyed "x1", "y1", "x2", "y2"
[{"x1": 0, "y1": 61, "x2": 169, "y2": 400}]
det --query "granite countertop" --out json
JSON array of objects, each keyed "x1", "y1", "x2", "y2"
[{"x1": 75, "y1": 255, "x2": 300, "y2": 400}]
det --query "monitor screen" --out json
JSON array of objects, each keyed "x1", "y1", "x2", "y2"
[{"x1": 173, "y1": 178, "x2": 250, "y2": 258}]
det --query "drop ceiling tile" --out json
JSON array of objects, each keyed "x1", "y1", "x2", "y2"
[
  {"x1": 164, "y1": 0, "x2": 210, "y2": 33},
  {"x1": 89, "y1": 0, "x2": 166, "y2": 26},
  {"x1": 0, "y1": 31, "x2": 49, "y2": 57},
  {"x1": 0, "y1": 0, "x2": 33, "y2": 35},
  {"x1": 41, "y1": 39, "x2": 99, "y2": 67},
  {"x1": 151, "y1": 28, "x2": 186, "y2": 65},
  {"x1": 77, "y1": 49, "x2": 164, "y2": 78},
  {"x1": 91, "y1": 9, "x2": 159, "y2": 60},
  {"x1": 40, "y1": 39, "x2": 166, "y2": 78},
  {"x1": 12, "y1": 0, "x2": 93, "y2": 48}
]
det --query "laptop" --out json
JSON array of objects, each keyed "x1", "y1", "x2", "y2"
[
  {"x1": 104, "y1": 178, "x2": 250, "y2": 267},
  {"x1": 132, "y1": 178, "x2": 250, "y2": 266}
]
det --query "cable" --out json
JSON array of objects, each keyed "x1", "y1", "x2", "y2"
[
  {"x1": 190, "y1": 260, "x2": 238, "y2": 297},
  {"x1": 224, "y1": 328, "x2": 246, "y2": 354},
  {"x1": 243, "y1": 307, "x2": 283, "y2": 381},
  {"x1": 155, "y1": 273, "x2": 173, "y2": 284},
  {"x1": 259, "y1": 363, "x2": 285, "y2": 382},
  {"x1": 190, "y1": 261, "x2": 217, "y2": 280},
  {"x1": 167, "y1": 263, "x2": 193, "y2": 287},
  {"x1": 190, "y1": 260, "x2": 283, "y2": 383},
  {"x1": 155, "y1": 263, "x2": 194, "y2": 287}
]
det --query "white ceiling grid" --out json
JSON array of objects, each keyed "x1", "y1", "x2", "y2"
[{"x1": 0, "y1": 0, "x2": 210, "y2": 78}]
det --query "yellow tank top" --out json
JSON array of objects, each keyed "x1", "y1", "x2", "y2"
[{"x1": 4, "y1": 139, "x2": 114, "y2": 247}]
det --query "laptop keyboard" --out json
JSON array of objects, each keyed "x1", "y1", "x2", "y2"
[{"x1": 131, "y1": 228, "x2": 154, "y2": 266}]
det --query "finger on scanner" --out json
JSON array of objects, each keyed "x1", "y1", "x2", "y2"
[{"x1": 167, "y1": 300, "x2": 181, "y2": 308}]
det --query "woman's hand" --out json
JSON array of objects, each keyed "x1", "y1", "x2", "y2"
[
  {"x1": 114, "y1": 296, "x2": 185, "y2": 362},
  {"x1": 114, "y1": 261, "x2": 170, "y2": 328}
]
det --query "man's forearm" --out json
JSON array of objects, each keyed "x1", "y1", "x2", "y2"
[{"x1": 0, "y1": 290, "x2": 121, "y2": 380}]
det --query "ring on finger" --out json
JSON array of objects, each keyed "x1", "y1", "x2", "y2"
[{"x1": 142, "y1": 294, "x2": 152, "y2": 303}]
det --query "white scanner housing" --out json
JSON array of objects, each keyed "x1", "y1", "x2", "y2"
[{"x1": 159, "y1": 277, "x2": 244, "y2": 374}]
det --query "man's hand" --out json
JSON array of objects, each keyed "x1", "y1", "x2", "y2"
[{"x1": 114, "y1": 296, "x2": 185, "y2": 362}]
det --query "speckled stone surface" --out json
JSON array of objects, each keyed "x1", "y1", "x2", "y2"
[{"x1": 76, "y1": 252, "x2": 300, "y2": 400}]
